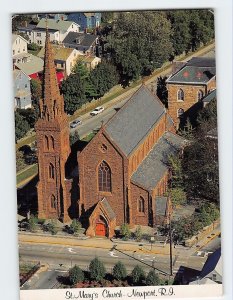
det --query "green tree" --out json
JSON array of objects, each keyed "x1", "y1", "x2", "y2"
[
  {"x1": 112, "y1": 261, "x2": 127, "y2": 280},
  {"x1": 28, "y1": 215, "x2": 38, "y2": 232},
  {"x1": 120, "y1": 223, "x2": 131, "y2": 240},
  {"x1": 69, "y1": 265, "x2": 84, "y2": 285},
  {"x1": 70, "y1": 131, "x2": 80, "y2": 146},
  {"x1": 15, "y1": 110, "x2": 30, "y2": 141},
  {"x1": 17, "y1": 108, "x2": 38, "y2": 128},
  {"x1": 146, "y1": 270, "x2": 160, "y2": 286},
  {"x1": 131, "y1": 265, "x2": 145, "y2": 284},
  {"x1": 134, "y1": 225, "x2": 142, "y2": 242},
  {"x1": 169, "y1": 187, "x2": 187, "y2": 207},
  {"x1": 16, "y1": 150, "x2": 27, "y2": 172},
  {"x1": 28, "y1": 42, "x2": 40, "y2": 51},
  {"x1": 167, "y1": 154, "x2": 183, "y2": 188},
  {"x1": 89, "y1": 257, "x2": 106, "y2": 281},
  {"x1": 90, "y1": 61, "x2": 119, "y2": 97},
  {"x1": 106, "y1": 11, "x2": 173, "y2": 84},
  {"x1": 156, "y1": 76, "x2": 168, "y2": 108},
  {"x1": 70, "y1": 219, "x2": 82, "y2": 235},
  {"x1": 61, "y1": 73, "x2": 86, "y2": 115}
]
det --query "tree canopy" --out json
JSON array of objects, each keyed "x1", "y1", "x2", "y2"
[{"x1": 15, "y1": 110, "x2": 30, "y2": 141}]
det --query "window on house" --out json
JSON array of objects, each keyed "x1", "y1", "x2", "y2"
[
  {"x1": 50, "y1": 194, "x2": 56, "y2": 209},
  {"x1": 98, "y1": 161, "x2": 111, "y2": 192},
  {"x1": 138, "y1": 197, "x2": 145, "y2": 213},
  {"x1": 25, "y1": 84, "x2": 27, "y2": 88},
  {"x1": 197, "y1": 90, "x2": 204, "y2": 101},
  {"x1": 177, "y1": 89, "x2": 184, "y2": 101},
  {"x1": 36, "y1": 33, "x2": 41, "y2": 37},
  {"x1": 212, "y1": 274, "x2": 217, "y2": 281},
  {"x1": 13, "y1": 50, "x2": 15, "y2": 55},
  {"x1": 177, "y1": 108, "x2": 184, "y2": 118},
  {"x1": 49, "y1": 163, "x2": 55, "y2": 179}
]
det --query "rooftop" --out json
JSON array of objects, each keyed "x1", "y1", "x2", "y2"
[
  {"x1": 36, "y1": 18, "x2": 80, "y2": 32},
  {"x1": 15, "y1": 54, "x2": 44, "y2": 75},
  {"x1": 63, "y1": 32, "x2": 97, "y2": 48},
  {"x1": 202, "y1": 89, "x2": 217, "y2": 103},
  {"x1": 201, "y1": 248, "x2": 222, "y2": 278},
  {"x1": 131, "y1": 132, "x2": 186, "y2": 191},
  {"x1": 104, "y1": 85, "x2": 166, "y2": 157},
  {"x1": 167, "y1": 57, "x2": 216, "y2": 84},
  {"x1": 37, "y1": 45, "x2": 76, "y2": 61}
]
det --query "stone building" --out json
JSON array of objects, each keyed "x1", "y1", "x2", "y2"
[
  {"x1": 35, "y1": 29, "x2": 73, "y2": 223},
  {"x1": 78, "y1": 86, "x2": 186, "y2": 237},
  {"x1": 167, "y1": 57, "x2": 216, "y2": 128}
]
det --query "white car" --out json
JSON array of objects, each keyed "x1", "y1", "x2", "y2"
[{"x1": 90, "y1": 106, "x2": 104, "y2": 116}]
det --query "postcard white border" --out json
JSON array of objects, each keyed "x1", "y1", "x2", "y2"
[{"x1": 0, "y1": 1, "x2": 232, "y2": 300}]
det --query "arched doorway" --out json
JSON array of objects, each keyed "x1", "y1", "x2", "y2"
[{"x1": 95, "y1": 215, "x2": 108, "y2": 237}]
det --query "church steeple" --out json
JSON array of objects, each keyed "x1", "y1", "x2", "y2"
[{"x1": 39, "y1": 27, "x2": 64, "y2": 120}]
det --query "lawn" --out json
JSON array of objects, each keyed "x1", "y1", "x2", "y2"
[{"x1": 17, "y1": 164, "x2": 38, "y2": 186}]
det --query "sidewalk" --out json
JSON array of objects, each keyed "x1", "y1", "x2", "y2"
[{"x1": 18, "y1": 222, "x2": 220, "y2": 257}]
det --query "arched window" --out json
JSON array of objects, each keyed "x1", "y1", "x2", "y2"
[
  {"x1": 49, "y1": 163, "x2": 55, "y2": 179},
  {"x1": 45, "y1": 135, "x2": 49, "y2": 150},
  {"x1": 177, "y1": 89, "x2": 184, "y2": 101},
  {"x1": 50, "y1": 136, "x2": 55, "y2": 150},
  {"x1": 138, "y1": 197, "x2": 145, "y2": 213},
  {"x1": 177, "y1": 108, "x2": 184, "y2": 118},
  {"x1": 197, "y1": 90, "x2": 204, "y2": 101},
  {"x1": 50, "y1": 194, "x2": 56, "y2": 209},
  {"x1": 98, "y1": 161, "x2": 111, "y2": 192}
]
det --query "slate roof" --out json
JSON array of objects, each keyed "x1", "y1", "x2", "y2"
[
  {"x1": 15, "y1": 55, "x2": 44, "y2": 75},
  {"x1": 37, "y1": 46, "x2": 75, "y2": 61},
  {"x1": 201, "y1": 248, "x2": 222, "y2": 278},
  {"x1": 63, "y1": 32, "x2": 97, "y2": 49},
  {"x1": 202, "y1": 89, "x2": 216, "y2": 103},
  {"x1": 155, "y1": 197, "x2": 168, "y2": 216},
  {"x1": 104, "y1": 85, "x2": 166, "y2": 157},
  {"x1": 36, "y1": 18, "x2": 80, "y2": 31},
  {"x1": 167, "y1": 57, "x2": 216, "y2": 84},
  {"x1": 101, "y1": 198, "x2": 116, "y2": 221},
  {"x1": 131, "y1": 132, "x2": 186, "y2": 191}
]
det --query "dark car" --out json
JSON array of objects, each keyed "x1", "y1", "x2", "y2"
[{"x1": 70, "y1": 119, "x2": 82, "y2": 128}]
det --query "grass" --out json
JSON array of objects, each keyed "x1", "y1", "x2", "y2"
[
  {"x1": 81, "y1": 132, "x2": 96, "y2": 142},
  {"x1": 19, "y1": 262, "x2": 35, "y2": 276},
  {"x1": 17, "y1": 164, "x2": 38, "y2": 186}
]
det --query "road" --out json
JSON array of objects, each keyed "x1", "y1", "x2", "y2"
[{"x1": 19, "y1": 241, "x2": 209, "y2": 289}]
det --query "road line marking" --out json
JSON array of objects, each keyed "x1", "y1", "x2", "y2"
[
  {"x1": 68, "y1": 247, "x2": 77, "y2": 254},
  {"x1": 109, "y1": 251, "x2": 119, "y2": 258}
]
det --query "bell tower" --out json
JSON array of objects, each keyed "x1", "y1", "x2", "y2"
[{"x1": 35, "y1": 28, "x2": 71, "y2": 222}]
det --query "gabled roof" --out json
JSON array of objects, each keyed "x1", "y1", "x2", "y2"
[
  {"x1": 100, "y1": 198, "x2": 116, "y2": 221},
  {"x1": 37, "y1": 18, "x2": 80, "y2": 31},
  {"x1": 13, "y1": 69, "x2": 31, "y2": 81},
  {"x1": 15, "y1": 54, "x2": 44, "y2": 75},
  {"x1": 131, "y1": 132, "x2": 186, "y2": 191},
  {"x1": 37, "y1": 46, "x2": 75, "y2": 61},
  {"x1": 104, "y1": 85, "x2": 166, "y2": 157},
  {"x1": 12, "y1": 34, "x2": 28, "y2": 44},
  {"x1": 63, "y1": 32, "x2": 97, "y2": 48},
  {"x1": 167, "y1": 57, "x2": 216, "y2": 85}
]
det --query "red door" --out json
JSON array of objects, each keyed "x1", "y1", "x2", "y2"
[{"x1": 95, "y1": 222, "x2": 106, "y2": 236}]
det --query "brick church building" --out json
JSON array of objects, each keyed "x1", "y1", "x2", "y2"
[{"x1": 35, "y1": 30, "x2": 197, "y2": 237}]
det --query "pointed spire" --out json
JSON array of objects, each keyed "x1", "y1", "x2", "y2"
[{"x1": 40, "y1": 27, "x2": 65, "y2": 120}]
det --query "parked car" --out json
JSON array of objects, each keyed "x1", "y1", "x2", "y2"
[
  {"x1": 70, "y1": 119, "x2": 82, "y2": 128},
  {"x1": 90, "y1": 106, "x2": 104, "y2": 116}
]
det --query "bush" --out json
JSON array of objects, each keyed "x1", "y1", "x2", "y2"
[
  {"x1": 43, "y1": 222, "x2": 58, "y2": 235},
  {"x1": 28, "y1": 42, "x2": 40, "y2": 51},
  {"x1": 69, "y1": 265, "x2": 84, "y2": 285},
  {"x1": 28, "y1": 215, "x2": 38, "y2": 232},
  {"x1": 70, "y1": 219, "x2": 82, "y2": 235},
  {"x1": 146, "y1": 270, "x2": 160, "y2": 286},
  {"x1": 120, "y1": 223, "x2": 131, "y2": 240},
  {"x1": 112, "y1": 261, "x2": 127, "y2": 280},
  {"x1": 131, "y1": 265, "x2": 145, "y2": 284},
  {"x1": 89, "y1": 257, "x2": 106, "y2": 281},
  {"x1": 134, "y1": 225, "x2": 142, "y2": 242},
  {"x1": 169, "y1": 187, "x2": 187, "y2": 207}
]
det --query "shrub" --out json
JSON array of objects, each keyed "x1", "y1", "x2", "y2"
[
  {"x1": 69, "y1": 265, "x2": 84, "y2": 285},
  {"x1": 145, "y1": 270, "x2": 160, "y2": 286},
  {"x1": 112, "y1": 261, "x2": 127, "y2": 280},
  {"x1": 169, "y1": 187, "x2": 187, "y2": 207},
  {"x1": 131, "y1": 265, "x2": 145, "y2": 284},
  {"x1": 134, "y1": 225, "x2": 142, "y2": 242},
  {"x1": 89, "y1": 257, "x2": 106, "y2": 281},
  {"x1": 28, "y1": 42, "x2": 40, "y2": 51},
  {"x1": 43, "y1": 222, "x2": 58, "y2": 235},
  {"x1": 70, "y1": 219, "x2": 82, "y2": 235},
  {"x1": 120, "y1": 223, "x2": 131, "y2": 240}
]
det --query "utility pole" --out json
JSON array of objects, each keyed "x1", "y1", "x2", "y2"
[{"x1": 169, "y1": 213, "x2": 173, "y2": 277}]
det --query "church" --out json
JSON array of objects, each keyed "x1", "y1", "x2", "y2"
[{"x1": 35, "y1": 30, "x2": 186, "y2": 237}]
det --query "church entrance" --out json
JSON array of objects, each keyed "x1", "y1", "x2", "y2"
[{"x1": 95, "y1": 216, "x2": 108, "y2": 237}]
